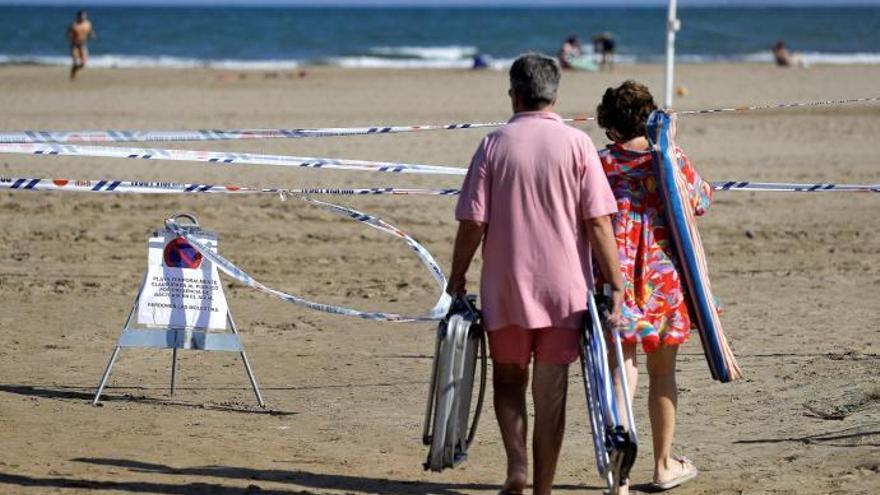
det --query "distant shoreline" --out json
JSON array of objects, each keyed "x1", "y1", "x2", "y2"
[{"x1": 2, "y1": 62, "x2": 878, "y2": 71}]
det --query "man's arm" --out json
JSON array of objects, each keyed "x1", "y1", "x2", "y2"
[
  {"x1": 584, "y1": 215, "x2": 625, "y2": 323},
  {"x1": 447, "y1": 220, "x2": 486, "y2": 296}
]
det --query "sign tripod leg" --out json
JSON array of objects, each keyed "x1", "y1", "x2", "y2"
[
  {"x1": 92, "y1": 296, "x2": 140, "y2": 406},
  {"x1": 92, "y1": 345, "x2": 121, "y2": 406},
  {"x1": 229, "y1": 313, "x2": 265, "y2": 408},
  {"x1": 170, "y1": 347, "x2": 178, "y2": 396}
]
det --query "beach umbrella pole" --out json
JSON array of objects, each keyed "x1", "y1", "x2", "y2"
[{"x1": 664, "y1": 0, "x2": 680, "y2": 108}]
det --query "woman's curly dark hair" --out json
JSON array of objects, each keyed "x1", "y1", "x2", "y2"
[{"x1": 596, "y1": 80, "x2": 658, "y2": 143}]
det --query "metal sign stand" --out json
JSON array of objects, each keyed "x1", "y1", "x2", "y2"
[{"x1": 92, "y1": 214, "x2": 265, "y2": 407}]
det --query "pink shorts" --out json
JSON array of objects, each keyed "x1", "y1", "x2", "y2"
[{"x1": 488, "y1": 325, "x2": 580, "y2": 368}]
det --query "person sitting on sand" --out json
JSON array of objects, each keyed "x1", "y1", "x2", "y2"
[
  {"x1": 557, "y1": 35, "x2": 582, "y2": 70},
  {"x1": 594, "y1": 80, "x2": 711, "y2": 494},
  {"x1": 66, "y1": 10, "x2": 95, "y2": 80},
  {"x1": 772, "y1": 41, "x2": 805, "y2": 68}
]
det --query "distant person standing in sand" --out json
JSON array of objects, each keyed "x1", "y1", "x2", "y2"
[
  {"x1": 593, "y1": 32, "x2": 616, "y2": 70},
  {"x1": 772, "y1": 41, "x2": 805, "y2": 68},
  {"x1": 66, "y1": 10, "x2": 95, "y2": 80}
]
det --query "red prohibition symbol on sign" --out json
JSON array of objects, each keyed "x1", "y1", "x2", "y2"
[{"x1": 163, "y1": 237, "x2": 203, "y2": 269}]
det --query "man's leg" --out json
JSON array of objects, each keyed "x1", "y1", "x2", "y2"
[
  {"x1": 80, "y1": 44, "x2": 89, "y2": 68},
  {"x1": 530, "y1": 327, "x2": 580, "y2": 495},
  {"x1": 493, "y1": 362, "x2": 529, "y2": 493},
  {"x1": 70, "y1": 45, "x2": 79, "y2": 80},
  {"x1": 531, "y1": 362, "x2": 569, "y2": 495},
  {"x1": 70, "y1": 45, "x2": 85, "y2": 80}
]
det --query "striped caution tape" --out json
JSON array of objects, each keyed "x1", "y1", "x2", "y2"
[
  {"x1": 1, "y1": 177, "x2": 878, "y2": 195},
  {"x1": 4, "y1": 144, "x2": 880, "y2": 191},
  {"x1": 712, "y1": 181, "x2": 880, "y2": 193},
  {"x1": 675, "y1": 96, "x2": 880, "y2": 117},
  {"x1": 0, "y1": 177, "x2": 462, "y2": 195},
  {"x1": 0, "y1": 97, "x2": 875, "y2": 144},
  {"x1": 0, "y1": 142, "x2": 466, "y2": 176},
  {"x1": 166, "y1": 195, "x2": 451, "y2": 323},
  {"x1": 0, "y1": 121, "x2": 523, "y2": 144}
]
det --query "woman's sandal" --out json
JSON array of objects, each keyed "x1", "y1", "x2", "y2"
[{"x1": 649, "y1": 455, "x2": 698, "y2": 491}]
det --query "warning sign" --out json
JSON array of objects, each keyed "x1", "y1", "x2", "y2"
[
  {"x1": 163, "y1": 237, "x2": 203, "y2": 269},
  {"x1": 137, "y1": 232, "x2": 228, "y2": 330}
]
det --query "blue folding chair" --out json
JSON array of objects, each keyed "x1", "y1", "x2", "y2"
[{"x1": 581, "y1": 287, "x2": 638, "y2": 492}]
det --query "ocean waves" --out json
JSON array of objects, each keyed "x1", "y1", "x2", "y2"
[
  {"x1": 367, "y1": 45, "x2": 478, "y2": 60},
  {"x1": 3, "y1": 49, "x2": 880, "y2": 71},
  {"x1": 0, "y1": 54, "x2": 302, "y2": 70}
]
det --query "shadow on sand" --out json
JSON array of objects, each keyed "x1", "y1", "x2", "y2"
[
  {"x1": 0, "y1": 472, "x2": 307, "y2": 495},
  {"x1": 61, "y1": 457, "x2": 604, "y2": 494},
  {"x1": 0, "y1": 384, "x2": 295, "y2": 416}
]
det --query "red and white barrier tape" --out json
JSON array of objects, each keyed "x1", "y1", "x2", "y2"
[
  {"x1": 1, "y1": 177, "x2": 877, "y2": 195},
  {"x1": 0, "y1": 142, "x2": 466, "y2": 176},
  {"x1": 165, "y1": 195, "x2": 451, "y2": 323},
  {"x1": 0, "y1": 97, "x2": 875, "y2": 144}
]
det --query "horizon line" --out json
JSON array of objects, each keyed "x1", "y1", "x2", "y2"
[{"x1": 2, "y1": 1, "x2": 878, "y2": 6}]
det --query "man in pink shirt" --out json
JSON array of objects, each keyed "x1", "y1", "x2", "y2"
[{"x1": 448, "y1": 53, "x2": 624, "y2": 495}]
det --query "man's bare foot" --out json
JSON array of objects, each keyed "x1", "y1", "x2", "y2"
[
  {"x1": 612, "y1": 480, "x2": 630, "y2": 495},
  {"x1": 499, "y1": 472, "x2": 527, "y2": 494}
]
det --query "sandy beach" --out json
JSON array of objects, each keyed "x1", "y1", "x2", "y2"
[{"x1": 0, "y1": 63, "x2": 878, "y2": 494}]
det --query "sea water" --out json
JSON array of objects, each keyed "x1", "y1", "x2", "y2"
[{"x1": 2, "y1": 5, "x2": 879, "y2": 69}]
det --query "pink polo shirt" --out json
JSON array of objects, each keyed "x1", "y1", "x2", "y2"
[{"x1": 455, "y1": 111, "x2": 618, "y2": 331}]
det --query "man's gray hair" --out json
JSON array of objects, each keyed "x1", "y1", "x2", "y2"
[{"x1": 509, "y1": 53, "x2": 561, "y2": 110}]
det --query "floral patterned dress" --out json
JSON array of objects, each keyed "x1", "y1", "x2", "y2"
[{"x1": 596, "y1": 143, "x2": 713, "y2": 353}]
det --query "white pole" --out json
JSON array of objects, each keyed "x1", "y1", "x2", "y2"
[{"x1": 664, "y1": 0, "x2": 680, "y2": 108}]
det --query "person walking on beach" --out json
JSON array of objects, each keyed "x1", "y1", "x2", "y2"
[
  {"x1": 594, "y1": 80, "x2": 708, "y2": 494},
  {"x1": 448, "y1": 53, "x2": 625, "y2": 495},
  {"x1": 66, "y1": 10, "x2": 95, "y2": 80}
]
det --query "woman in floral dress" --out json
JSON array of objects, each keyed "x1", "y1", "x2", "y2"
[{"x1": 595, "y1": 80, "x2": 711, "y2": 494}]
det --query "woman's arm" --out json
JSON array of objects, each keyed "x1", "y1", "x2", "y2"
[{"x1": 676, "y1": 147, "x2": 712, "y2": 216}]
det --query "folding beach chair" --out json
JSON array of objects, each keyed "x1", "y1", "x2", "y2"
[
  {"x1": 422, "y1": 294, "x2": 488, "y2": 472},
  {"x1": 581, "y1": 288, "x2": 638, "y2": 493}
]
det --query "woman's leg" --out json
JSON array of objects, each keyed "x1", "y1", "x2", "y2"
[
  {"x1": 646, "y1": 344, "x2": 691, "y2": 484},
  {"x1": 608, "y1": 342, "x2": 637, "y2": 494},
  {"x1": 609, "y1": 342, "x2": 638, "y2": 428}
]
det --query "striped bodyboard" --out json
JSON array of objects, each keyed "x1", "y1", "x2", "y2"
[{"x1": 646, "y1": 110, "x2": 743, "y2": 383}]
